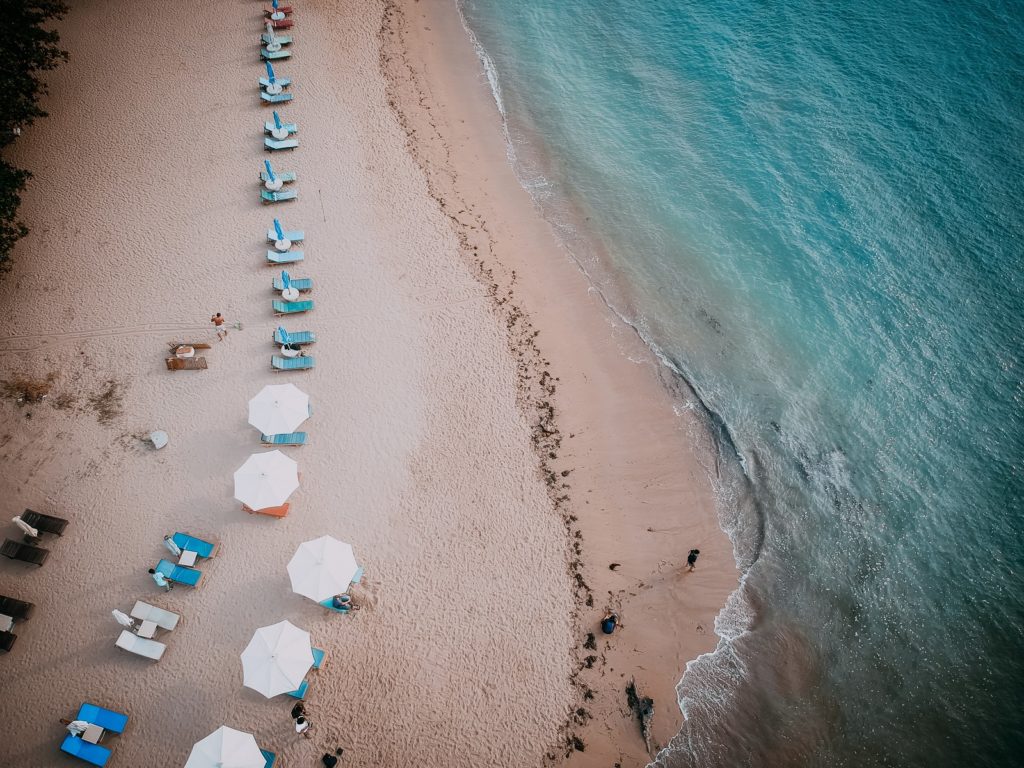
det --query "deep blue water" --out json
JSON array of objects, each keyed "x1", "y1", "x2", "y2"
[{"x1": 457, "y1": 1, "x2": 1024, "y2": 765}]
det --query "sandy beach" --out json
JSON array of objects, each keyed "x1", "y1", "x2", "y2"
[{"x1": 0, "y1": 1, "x2": 736, "y2": 766}]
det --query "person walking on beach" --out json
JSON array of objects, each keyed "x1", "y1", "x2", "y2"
[
  {"x1": 148, "y1": 567, "x2": 173, "y2": 591},
  {"x1": 295, "y1": 716, "x2": 312, "y2": 738},
  {"x1": 686, "y1": 549, "x2": 701, "y2": 572},
  {"x1": 211, "y1": 312, "x2": 228, "y2": 341},
  {"x1": 163, "y1": 535, "x2": 181, "y2": 557}
]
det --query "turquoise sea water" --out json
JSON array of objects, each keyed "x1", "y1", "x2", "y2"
[{"x1": 457, "y1": 1, "x2": 1024, "y2": 765}]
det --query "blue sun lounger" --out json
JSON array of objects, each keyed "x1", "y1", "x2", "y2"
[
  {"x1": 286, "y1": 679, "x2": 309, "y2": 699},
  {"x1": 267, "y1": 228, "x2": 303, "y2": 242},
  {"x1": 260, "y1": 169, "x2": 296, "y2": 184},
  {"x1": 260, "y1": 90, "x2": 294, "y2": 104},
  {"x1": 261, "y1": 32, "x2": 293, "y2": 45},
  {"x1": 264, "y1": 137, "x2": 299, "y2": 151},
  {"x1": 273, "y1": 276, "x2": 312, "y2": 292},
  {"x1": 61, "y1": 735, "x2": 111, "y2": 767},
  {"x1": 261, "y1": 47, "x2": 291, "y2": 61},
  {"x1": 267, "y1": 249, "x2": 304, "y2": 264},
  {"x1": 259, "y1": 76, "x2": 292, "y2": 89},
  {"x1": 77, "y1": 703, "x2": 128, "y2": 733},
  {"x1": 264, "y1": 121, "x2": 297, "y2": 136},
  {"x1": 262, "y1": 749, "x2": 277, "y2": 768},
  {"x1": 171, "y1": 532, "x2": 219, "y2": 559},
  {"x1": 261, "y1": 189, "x2": 297, "y2": 204},
  {"x1": 272, "y1": 299, "x2": 313, "y2": 315},
  {"x1": 312, "y1": 647, "x2": 326, "y2": 669},
  {"x1": 155, "y1": 559, "x2": 203, "y2": 588},
  {"x1": 274, "y1": 328, "x2": 316, "y2": 345},
  {"x1": 260, "y1": 432, "x2": 307, "y2": 446},
  {"x1": 272, "y1": 355, "x2": 315, "y2": 371}
]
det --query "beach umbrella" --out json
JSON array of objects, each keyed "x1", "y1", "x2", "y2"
[
  {"x1": 281, "y1": 271, "x2": 291, "y2": 290},
  {"x1": 287, "y1": 535, "x2": 359, "y2": 603},
  {"x1": 185, "y1": 725, "x2": 266, "y2": 768},
  {"x1": 273, "y1": 219, "x2": 285, "y2": 240},
  {"x1": 264, "y1": 161, "x2": 282, "y2": 192},
  {"x1": 264, "y1": 62, "x2": 283, "y2": 95},
  {"x1": 111, "y1": 609, "x2": 135, "y2": 629},
  {"x1": 233, "y1": 450, "x2": 299, "y2": 509},
  {"x1": 272, "y1": 218, "x2": 290, "y2": 252},
  {"x1": 277, "y1": 326, "x2": 290, "y2": 346},
  {"x1": 11, "y1": 516, "x2": 38, "y2": 538},
  {"x1": 247, "y1": 383, "x2": 309, "y2": 435},
  {"x1": 241, "y1": 620, "x2": 313, "y2": 698}
]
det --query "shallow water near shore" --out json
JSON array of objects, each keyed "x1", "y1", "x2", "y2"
[{"x1": 458, "y1": 0, "x2": 1024, "y2": 765}]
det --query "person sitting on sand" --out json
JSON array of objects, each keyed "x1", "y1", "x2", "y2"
[
  {"x1": 686, "y1": 549, "x2": 700, "y2": 572},
  {"x1": 60, "y1": 719, "x2": 89, "y2": 736},
  {"x1": 601, "y1": 610, "x2": 621, "y2": 635},
  {"x1": 332, "y1": 594, "x2": 353, "y2": 610},
  {"x1": 148, "y1": 568, "x2": 172, "y2": 591}
]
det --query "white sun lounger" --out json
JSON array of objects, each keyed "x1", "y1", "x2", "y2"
[
  {"x1": 264, "y1": 121, "x2": 298, "y2": 135},
  {"x1": 115, "y1": 630, "x2": 166, "y2": 661},
  {"x1": 130, "y1": 600, "x2": 180, "y2": 631}
]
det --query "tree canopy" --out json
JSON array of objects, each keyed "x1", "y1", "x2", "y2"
[{"x1": 0, "y1": 0, "x2": 69, "y2": 271}]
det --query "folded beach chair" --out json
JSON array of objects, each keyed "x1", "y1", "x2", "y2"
[
  {"x1": 267, "y1": 227, "x2": 304, "y2": 242},
  {"x1": 61, "y1": 735, "x2": 112, "y2": 767},
  {"x1": 312, "y1": 647, "x2": 327, "y2": 669},
  {"x1": 130, "y1": 600, "x2": 180, "y2": 631},
  {"x1": 261, "y1": 189, "x2": 298, "y2": 204},
  {"x1": 261, "y1": 47, "x2": 292, "y2": 61},
  {"x1": 262, "y1": 749, "x2": 277, "y2": 768},
  {"x1": 272, "y1": 276, "x2": 312, "y2": 292},
  {"x1": 172, "y1": 532, "x2": 219, "y2": 559},
  {"x1": 243, "y1": 502, "x2": 290, "y2": 517},
  {"x1": 272, "y1": 299, "x2": 313, "y2": 315},
  {"x1": 0, "y1": 594, "x2": 34, "y2": 620},
  {"x1": 154, "y1": 559, "x2": 203, "y2": 588},
  {"x1": 260, "y1": 169, "x2": 297, "y2": 184},
  {"x1": 20, "y1": 509, "x2": 69, "y2": 536},
  {"x1": 115, "y1": 630, "x2": 166, "y2": 661},
  {"x1": 264, "y1": 137, "x2": 299, "y2": 151},
  {"x1": 264, "y1": 120, "x2": 297, "y2": 136},
  {"x1": 260, "y1": 90, "x2": 294, "y2": 104},
  {"x1": 273, "y1": 328, "x2": 316, "y2": 345},
  {"x1": 266, "y1": 249, "x2": 304, "y2": 264},
  {"x1": 165, "y1": 357, "x2": 208, "y2": 371},
  {"x1": 1, "y1": 539, "x2": 49, "y2": 566},
  {"x1": 260, "y1": 432, "x2": 307, "y2": 446},
  {"x1": 286, "y1": 679, "x2": 309, "y2": 700},
  {"x1": 76, "y1": 703, "x2": 129, "y2": 733},
  {"x1": 271, "y1": 355, "x2": 315, "y2": 372},
  {"x1": 0, "y1": 630, "x2": 16, "y2": 653}
]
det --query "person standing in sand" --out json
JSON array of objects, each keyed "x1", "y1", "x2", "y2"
[
  {"x1": 211, "y1": 312, "x2": 228, "y2": 341},
  {"x1": 686, "y1": 549, "x2": 701, "y2": 572}
]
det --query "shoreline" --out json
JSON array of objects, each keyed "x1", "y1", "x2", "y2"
[{"x1": 382, "y1": 1, "x2": 739, "y2": 763}]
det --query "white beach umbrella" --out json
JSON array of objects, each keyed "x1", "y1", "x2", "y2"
[
  {"x1": 247, "y1": 383, "x2": 309, "y2": 435},
  {"x1": 184, "y1": 725, "x2": 266, "y2": 768},
  {"x1": 11, "y1": 516, "x2": 38, "y2": 538},
  {"x1": 287, "y1": 535, "x2": 359, "y2": 603},
  {"x1": 240, "y1": 620, "x2": 313, "y2": 698},
  {"x1": 233, "y1": 450, "x2": 299, "y2": 510}
]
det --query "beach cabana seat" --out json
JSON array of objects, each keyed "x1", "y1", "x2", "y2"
[
  {"x1": 260, "y1": 90, "x2": 294, "y2": 104},
  {"x1": 271, "y1": 355, "x2": 315, "y2": 372},
  {"x1": 272, "y1": 299, "x2": 313, "y2": 315},
  {"x1": 76, "y1": 703, "x2": 128, "y2": 733},
  {"x1": 266, "y1": 249, "x2": 304, "y2": 264},
  {"x1": 243, "y1": 503, "x2": 290, "y2": 518},
  {"x1": 264, "y1": 137, "x2": 299, "y2": 151},
  {"x1": 286, "y1": 679, "x2": 309, "y2": 700},
  {"x1": 262, "y1": 749, "x2": 277, "y2": 768},
  {"x1": 260, "y1": 432, "x2": 307, "y2": 446},
  {"x1": 115, "y1": 630, "x2": 166, "y2": 662},
  {"x1": 261, "y1": 48, "x2": 292, "y2": 61},
  {"x1": 264, "y1": 120, "x2": 297, "y2": 135},
  {"x1": 1, "y1": 539, "x2": 49, "y2": 566},
  {"x1": 130, "y1": 601, "x2": 180, "y2": 631},
  {"x1": 272, "y1": 276, "x2": 312, "y2": 292},
  {"x1": 154, "y1": 559, "x2": 203, "y2": 588},
  {"x1": 267, "y1": 228, "x2": 303, "y2": 242},
  {"x1": 261, "y1": 189, "x2": 297, "y2": 204},
  {"x1": 0, "y1": 594, "x2": 34, "y2": 620},
  {"x1": 61, "y1": 735, "x2": 112, "y2": 767},
  {"x1": 312, "y1": 647, "x2": 327, "y2": 669},
  {"x1": 165, "y1": 357, "x2": 208, "y2": 371},
  {"x1": 172, "y1": 532, "x2": 219, "y2": 559},
  {"x1": 0, "y1": 630, "x2": 16, "y2": 653},
  {"x1": 273, "y1": 328, "x2": 315, "y2": 345},
  {"x1": 20, "y1": 509, "x2": 69, "y2": 536}
]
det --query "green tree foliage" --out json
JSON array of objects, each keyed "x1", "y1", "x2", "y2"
[{"x1": 0, "y1": 0, "x2": 69, "y2": 271}]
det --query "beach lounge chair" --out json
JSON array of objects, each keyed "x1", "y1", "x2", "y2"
[
  {"x1": 154, "y1": 559, "x2": 203, "y2": 588},
  {"x1": 262, "y1": 749, "x2": 277, "y2": 768},
  {"x1": 172, "y1": 532, "x2": 219, "y2": 559},
  {"x1": 264, "y1": 3, "x2": 293, "y2": 14},
  {"x1": 259, "y1": 76, "x2": 292, "y2": 90},
  {"x1": 243, "y1": 503, "x2": 290, "y2": 518},
  {"x1": 19, "y1": 509, "x2": 69, "y2": 536},
  {"x1": 266, "y1": 249, "x2": 304, "y2": 264},
  {"x1": 264, "y1": 137, "x2": 299, "y2": 151},
  {"x1": 165, "y1": 357, "x2": 208, "y2": 371},
  {"x1": 272, "y1": 276, "x2": 312, "y2": 292},
  {"x1": 115, "y1": 630, "x2": 166, "y2": 662},
  {"x1": 273, "y1": 328, "x2": 315, "y2": 345},
  {"x1": 261, "y1": 32, "x2": 293, "y2": 46},
  {"x1": 267, "y1": 228, "x2": 303, "y2": 242},
  {"x1": 264, "y1": 120, "x2": 297, "y2": 135},
  {"x1": 261, "y1": 189, "x2": 297, "y2": 204},
  {"x1": 261, "y1": 47, "x2": 292, "y2": 61},
  {"x1": 312, "y1": 647, "x2": 327, "y2": 669},
  {"x1": 286, "y1": 679, "x2": 309, "y2": 699},
  {"x1": 268, "y1": 17, "x2": 293, "y2": 29},
  {"x1": 0, "y1": 594, "x2": 34, "y2": 620},
  {"x1": 166, "y1": 341, "x2": 212, "y2": 350},
  {"x1": 260, "y1": 90, "x2": 294, "y2": 104},
  {"x1": 272, "y1": 299, "x2": 313, "y2": 315},
  {"x1": 0, "y1": 631, "x2": 16, "y2": 653},
  {"x1": 271, "y1": 356, "x2": 315, "y2": 372},
  {"x1": 260, "y1": 432, "x2": 307, "y2": 446},
  {"x1": 1, "y1": 539, "x2": 49, "y2": 566},
  {"x1": 130, "y1": 601, "x2": 180, "y2": 631},
  {"x1": 76, "y1": 703, "x2": 129, "y2": 733},
  {"x1": 260, "y1": 169, "x2": 297, "y2": 184},
  {"x1": 61, "y1": 735, "x2": 112, "y2": 767}
]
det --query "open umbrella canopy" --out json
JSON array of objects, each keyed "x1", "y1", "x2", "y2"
[
  {"x1": 233, "y1": 450, "x2": 299, "y2": 509},
  {"x1": 184, "y1": 725, "x2": 266, "y2": 768},
  {"x1": 241, "y1": 620, "x2": 313, "y2": 698},
  {"x1": 247, "y1": 383, "x2": 309, "y2": 435},
  {"x1": 287, "y1": 535, "x2": 359, "y2": 602}
]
